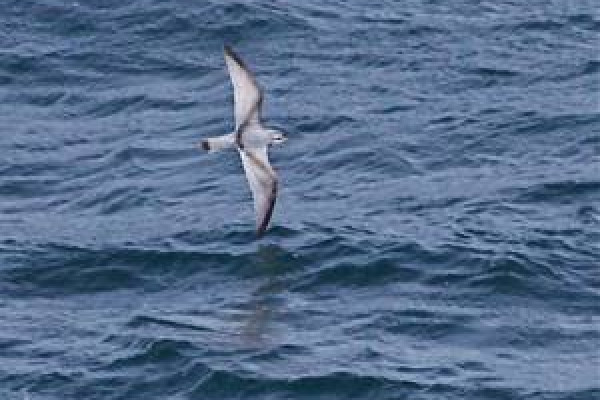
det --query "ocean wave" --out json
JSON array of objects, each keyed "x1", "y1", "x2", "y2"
[
  {"x1": 293, "y1": 256, "x2": 422, "y2": 291},
  {"x1": 1, "y1": 1, "x2": 599, "y2": 399},
  {"x1": 0, "y1": 244, "x2": 254, "y2": 295},
  {"x1": 512, "y1": 180, "x2": 600, "y2": 204},
  {"x1": 189, "y1": 370, "x2": 419, "y2": 399}
]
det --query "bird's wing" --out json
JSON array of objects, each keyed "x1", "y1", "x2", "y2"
[
  {"x1": 238, "y1": 147, "x2": 277, "y2": 236},
  {"x1": 224, "y1": 45, "x2": 263, "y2": 135}
]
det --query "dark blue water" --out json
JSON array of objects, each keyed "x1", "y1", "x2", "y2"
[{"x1": 1, "y1": 1, "x2": 599, "y2": 399}]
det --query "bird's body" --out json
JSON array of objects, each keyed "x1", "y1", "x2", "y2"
[{"x1": 201, "y1": 46, "x2": 286, "y2": 236}]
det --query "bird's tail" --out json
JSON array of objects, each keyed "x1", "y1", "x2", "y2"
[{"x1": 200, "y1": 133, "x2": 235, "y2": 152}]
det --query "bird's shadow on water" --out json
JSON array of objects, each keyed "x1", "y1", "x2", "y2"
[
  {"x1": 238, "y1": 242, "x2": 298, "y2": 346},
  {"x1": 122, "y1": 237, "x2": 302, "y2": 349}
]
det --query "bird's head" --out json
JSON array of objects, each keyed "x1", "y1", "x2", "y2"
[{"x1": 268, "y1": 128, "x2": 288, "y2": 146}]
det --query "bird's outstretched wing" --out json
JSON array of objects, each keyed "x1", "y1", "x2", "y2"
[
  {"x1": 239, "y1": 147, "x2": 277, "y2": 236},
  {"x1": 224, "y1": 45, "x2": 263, "y2": 135}
]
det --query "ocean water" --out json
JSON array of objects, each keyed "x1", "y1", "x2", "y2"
[{"x1": 1, "y1": 0, "x2": 599, "y2": 399}]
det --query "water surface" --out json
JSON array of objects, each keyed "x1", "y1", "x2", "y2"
[{"x1": 1, "y1": 1, "x2": 599, "y2": 399}]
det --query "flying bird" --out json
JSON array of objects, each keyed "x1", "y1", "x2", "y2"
[{"x1": 200, "y1": 45, "x2": 287, "y2": 236}]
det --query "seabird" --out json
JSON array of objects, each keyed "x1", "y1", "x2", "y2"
[{"x1": 200, "y1": 45, "x2": 287, "y2": 236}]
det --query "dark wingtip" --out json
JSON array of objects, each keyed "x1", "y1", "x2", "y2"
[
  {"x1": 255, "y1": 210, "x2": 272, "y2": 237},
  {"x1": 223, "y1": 44, "x2": 247, "y2": 68},
  {"x1": 224, "y1": 44, "x2": 235, "y2": 59},
  {"x1": 255, "y1": 183, "x2": 277, "y2": 238},
  {"x1": 201, "y1": 140, "x2": 210, "y2": 151}
]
